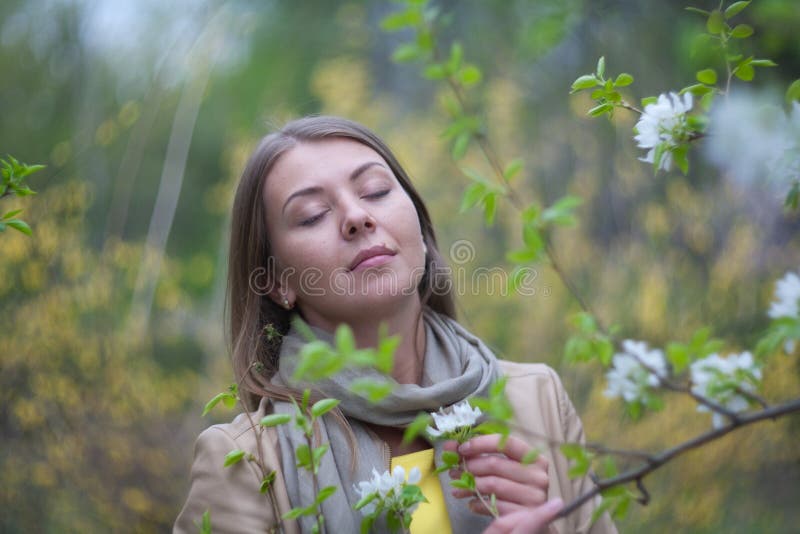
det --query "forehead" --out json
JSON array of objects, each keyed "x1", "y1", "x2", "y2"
[{"x1": 264, "y1": 138, "x2": 388, "y2": 198}]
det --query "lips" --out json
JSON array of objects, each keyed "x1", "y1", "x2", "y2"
[{"x1": 348, "y1": 245, "x2": 397, "y2": 271}]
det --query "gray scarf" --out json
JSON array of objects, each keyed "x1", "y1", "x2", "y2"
[{"x1": 271, "y1": 309, "x2": 500, "y2": 533}]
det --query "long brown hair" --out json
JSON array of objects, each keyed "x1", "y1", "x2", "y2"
[{"x1": 228, "y1": 116, "x2": 456, "y2": 409}]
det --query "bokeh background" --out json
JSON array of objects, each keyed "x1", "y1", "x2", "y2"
[{"x1": 2, "y1": 0, "x2": 799, "y2": 532}]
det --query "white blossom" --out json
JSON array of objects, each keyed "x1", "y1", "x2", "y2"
[
  {"x1": 768, "y1": 271, "x2": 800, "y2": 319},
  {"x1": 354, "y1": 466, "x2": 422, "y2": 515},
  {"x1": 426, "y1": 400, "x2": 482, "y2": 438},
  {"x1": 604, "y1": 340, "x2": 668, "y2": 403},
  {"x1": 767, "y1": 271, "x2": 800, "y2": 353},
  {"x1": 705, "y1": 94, "x2": 800, "y2": 192},
  {"x1": 634, "y1": 92, "x2": 694, "y2": 171},
  {"x1": 690, "y1": 352, "x2": 762, "y2": 429}
]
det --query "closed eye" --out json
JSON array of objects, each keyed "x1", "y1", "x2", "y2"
[
  {"x1": 363, "y1": 189, "x2": 390, "y2": 200},
  {"x1": 299, "y1": 211, "x2": 326, "y2": 226}
]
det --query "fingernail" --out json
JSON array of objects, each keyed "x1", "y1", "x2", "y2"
[
  {"x1": 544, "y1": 498, "x2": 564, "y2": 513},
  {"x1": 458, "y1": 442, "x2": 470, "y2": 453}
]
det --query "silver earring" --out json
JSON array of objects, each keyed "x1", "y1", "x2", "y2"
[{"x1": 282, "y1": 297, "x2": 290, "y2": 309}]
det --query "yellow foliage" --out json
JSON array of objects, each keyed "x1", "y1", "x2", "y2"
[{"x1": 1, "y1": 182, "x2": 202, "y2": 531}]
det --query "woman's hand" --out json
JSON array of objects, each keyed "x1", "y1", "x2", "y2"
[
  {"x1": 482, "y1": 499, "x2": 563, "y2": 534},
  {"x1": 444, "y1": 434, "x2": 550, "y2": 515}
]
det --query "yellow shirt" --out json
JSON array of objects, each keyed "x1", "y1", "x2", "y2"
[{"x1": 390, "y1": 448, "x2": 453, "y2": 534}]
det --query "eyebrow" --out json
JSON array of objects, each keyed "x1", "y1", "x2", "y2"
[{"x1": 281, "y1": 161, "x2": 388, "y2": 214}]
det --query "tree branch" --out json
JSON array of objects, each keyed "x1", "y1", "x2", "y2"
[{"x1": 557, "y1": 397, "x2": 800, "y2": 518}]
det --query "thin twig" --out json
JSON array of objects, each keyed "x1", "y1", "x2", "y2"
[
  {"x1": 619, "y1": 101, "x2": 643, "y2": 115},
  {"x1": 460, "y1": 457, "x2": 500, "y2": 518},
  {"x1": 428, "y1": 25, "x2": 605, "y2": 336},
  {"x1": 557, "y1": 397, "x2": 800, "y2": 518}
]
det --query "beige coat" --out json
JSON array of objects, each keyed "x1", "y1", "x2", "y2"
[{"x1": 175, "y1": 361, "x2": 617, "y2": 534}]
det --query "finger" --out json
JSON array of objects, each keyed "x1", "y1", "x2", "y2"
[
  {"x1": 481, "y1": 499, "x2": 564, "y2": 534},
  {"x1": 443, "y1": 440, "x2": 459, "y2": 453},
  {"x1": 459, "y1": 435, "x2": 541, "y2": 464},
  {"x1": 451, "y1": 476, "x2": 547, "y2": 507},
  {"x1": 468, "y1": 498, "x2": 541, "y2": 516},
  {"x1": 464, "y1": 455, "x2": 549, "y2": 488}
]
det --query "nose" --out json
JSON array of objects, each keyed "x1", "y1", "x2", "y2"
[{"x1": 341, "y1": 201, "x2": 376, "y2": 240}]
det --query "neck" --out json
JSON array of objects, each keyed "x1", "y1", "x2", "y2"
[
  {"x1": 302, "y1": 297, "x2": 427, "y2": 385},
  {"x1": 350, "y1": 298, "x2": 426, "y2": 385}
]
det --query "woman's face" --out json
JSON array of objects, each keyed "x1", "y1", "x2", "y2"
[{"x1": 263, "y1": 138, "x2": 427, "y2": 328}]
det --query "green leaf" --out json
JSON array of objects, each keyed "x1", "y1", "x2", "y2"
[
  {"x1": 706, "y1": 10, "x2": 725, "y2": 35},
  {"x1": 681, "y1": 83, "x2": 714, "y2": 96},
  {"x1": 561, "y1": 444, "x2": 593, "y2": 478},
  {"x1": 450, "y1": 471, "x2": 475, "y2": 490},
  {"x1": 441, "y1": 450, "x2": 461, "y2": 467},
  {"x1": 312, "y1": 444, "x2": 329, "y2": 471},
  {"x1": 614, "y1": 73, "x2": 633, "y2": 87},
  {"x1": 641, "y1": 96, "x2": 657, "y2": 107},
  {"x1": 452, "y1": 132, "x2": 470, "y2": 160},
  {"x1": 335, "y1": 324, "x2": 356, "y2": 355},
  {"x1": 403, "y1": 412, "x2": 432, "y2": 444},
  {"x1": 724, "y1": 1, "x2": 751, "y2": 19},
  {"x1": 587, "y1": 103, "x2": 613, "y2": 117},
  {"x1": 355, "y1": 491, "x2": 378, "y2": 510},
  {"x1": 392, "y1": 43, "x2": 422, "y2": 63},
  {"x1": 283, "y1": 506, "x2": 313, "y2": 520},
  {"x1": 541, "y1": 195, "x2": 583, "y2": 226},
  {"x1": 685, "y1": 7, "x2": 710, "y2": 16},
  {"x1": 311, "y1": 398, "x2": 340, "y2": 418},
  {"x1": 696, "y1": 69, "x2": 717, "y2": 85},
  {"x1": 521, "y1": 448, "x2": 539, "y2": 465},
  {"x1": 786, "y1": 79, "x2": 800, "y2": 103},
  {"x1": 571, "y1": 74, "x2": 599, "y2": 93},
  {"x1": 666, "y1": 343, "x2": 690, "y2": 373},
  {"x1": 483, "y1": 193, "x2": 497, "y2": 225},
  {"x1": 506, "y1": 247, "x2": 540, "y2": 264},
  {"x1": 380, "y1": 9, "x2": 422, "y2": 32},
  {"x1": 735, "y1": 63, "x2": 754, "y2": 81},
  {"x1": 315, "y1": 485, "x2": 337, "y2": 505},
  {"x1": 1, "y1": 209, "x2": 23, "y2": 220},
  {"x1": 224, "y1": 449, "x2": 246, "y2": 467},
  {"x1": 596, "y1": 56, "x2": 605, "y2": 78},
  {"x1": 652, "y1": 143, "x2": 667, "y2": 173},
  {"x1": 350, "y1": 378, "x2": 394, "y2": 402},
  {"x1": 459, "y1": 65, "x2": 482, "y2": 87},
  {"x1": 423, "y1": 63, "x2": 446, "y2": 80},
  {"x1": 260, "y1": 471, "x2": 276, "y2": 493},
  {"x1": 6, "y1": 219, "x2": 31, "y2": 235},
  {"x1": 730, "y1": 24, "x2": 754, "y2": 38},
  {"x1": 202, "y1": 391, "x2": 234, "y2": 416},
  {"x1": 448, "y1": 42, "x2": 463, "y2": 73},
  {"x1": 13, "y1": 186, "x2": 36, "y2": 196},
  {"x1": 199, "y1": 510, "x2": 212, "y2": 534},
  {"x1": 750, "y1": 59, "x2": 777, "y2": 67},
  {"x1": 295, "y1": 444, "x2": 312, "y2": 469},
  {"x1": 260, "y1": 413, "x2": 292, "y2": 427},
  {"x1": 672, "y1": 145, "x2": 689, "y2": 175},
  {"x1": 460, "y1": 182, "x2": 486, "y2": 212},
  {"x1": 474, "y1": 420, "x2": 510, "y2": 437},
  {"x1": 502, "y1": 158, "x2": 524, "y2": 182},
  {"x1": 375, "y1": 332, "x2": 399, "y2": 374}
]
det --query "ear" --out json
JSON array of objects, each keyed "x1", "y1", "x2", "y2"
[{"x1": 268, "y1": 285, "x2": 297, "y2": 310}]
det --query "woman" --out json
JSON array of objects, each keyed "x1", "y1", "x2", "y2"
[{"x1": 175, "y1": 116, "x2": 616, "y2": 534}]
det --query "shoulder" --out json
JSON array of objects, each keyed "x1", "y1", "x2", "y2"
[
  {"x1": 498, "y1": 360, "x2": 573, "y2": 441},
  {"x1": 196, "y1": 398, "x2": 273, "y2": 452},
  {"x1": 499, "y1": 360, "x2": 566, "y2": 399}
]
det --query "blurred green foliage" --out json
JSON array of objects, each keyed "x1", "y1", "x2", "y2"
[{"x1": 1, "y1": 0, "x2": 799, "y2": 532}]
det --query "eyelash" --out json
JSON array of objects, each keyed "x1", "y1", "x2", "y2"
[
  {"x1": 364, "y1": 189, "x2": 390, "y2": 200},
  {"x1": 298, "y1": 190, "x2": 390, "y2": 227}
]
